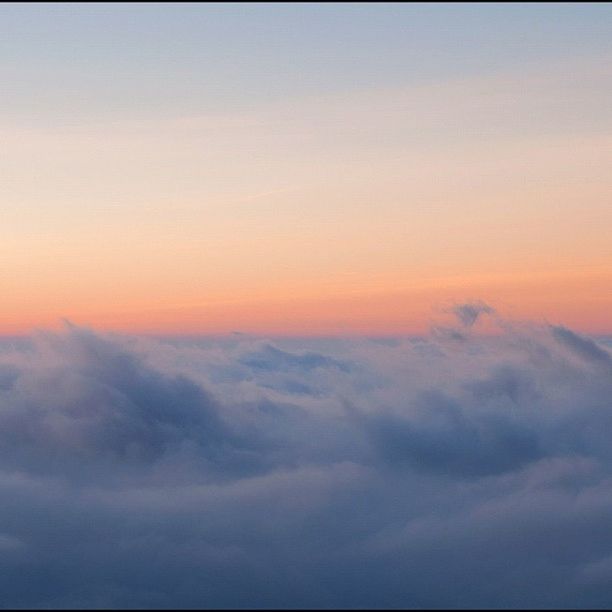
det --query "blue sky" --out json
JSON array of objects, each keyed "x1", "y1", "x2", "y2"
[{"x1": 3, "y1": 3, "x2": 612, "y2": 122}]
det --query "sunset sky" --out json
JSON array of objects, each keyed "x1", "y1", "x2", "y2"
[
  {"x1": 6, "y1": 5, "x2": 612, "y2": 609},
  {"x1": 3, "y1": 2, "x2": 612, "y2": 335}
]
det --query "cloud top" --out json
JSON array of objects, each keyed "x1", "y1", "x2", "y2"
[
  {"x1": 452, "y1": 300, "x2": 496, "y2": 327},
  {"x1": 0, "y1": 310, "x2": 611, "y2": 607}
]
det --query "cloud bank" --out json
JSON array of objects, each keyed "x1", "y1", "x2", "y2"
[{"x1": 1, "y1": 307, "x2": 612, "y2": 608}]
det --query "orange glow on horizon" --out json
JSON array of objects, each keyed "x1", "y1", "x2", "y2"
[{"x1": 3, "y1": 266, "x2": 611, "y2": 337}]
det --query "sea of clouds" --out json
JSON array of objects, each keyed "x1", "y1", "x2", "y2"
[{"x1": 1, "y1": 303, "x2": 612, "y2": 608}]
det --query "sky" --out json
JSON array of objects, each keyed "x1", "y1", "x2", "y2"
[
  {"x1": 2, "y1": 2, "x2": 612, "y2": 334},
  {"x1": 4, "y1": 6, "x2": 612, "y2": 608}
]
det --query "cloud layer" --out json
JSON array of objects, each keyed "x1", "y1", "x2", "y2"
[{"x1": 1, "y1": 308, "x2": 612, "y2": 608}]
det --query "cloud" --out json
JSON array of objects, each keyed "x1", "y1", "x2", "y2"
[
  {"x1": 552, "y1": 325, "x2": 612, "y2": 366},
  {"x1": 451, "y1": 300, "x2": 496, "y2": 327},
  {"x1": 364, "y1": 387, "x2": 543, "y2": 477},
  {"x1": 0, "y1": 312, "x2": 611, "y2": 607},
  {"x1": 238, "y1": 342, "x2": 351, "y2": 373}
]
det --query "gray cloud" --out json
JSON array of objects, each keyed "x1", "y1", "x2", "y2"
[
  {"x1": 452, "y1": 300, "x2": 496, "y2": 327},
  {"x1": 0, "y1": 313, "x2": 611, "y2": 608},
  {"x1": 552, "y1": 325, "x2": 612, "y2": 366}
]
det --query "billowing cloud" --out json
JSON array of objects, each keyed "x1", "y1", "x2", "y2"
[{"x1": 0, "y1": 308, "x2": 611, "y2": 608}]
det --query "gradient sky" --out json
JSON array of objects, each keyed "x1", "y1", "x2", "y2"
[{"x1": 2, "y1": 2, "x2": 612, "y2": 335}]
